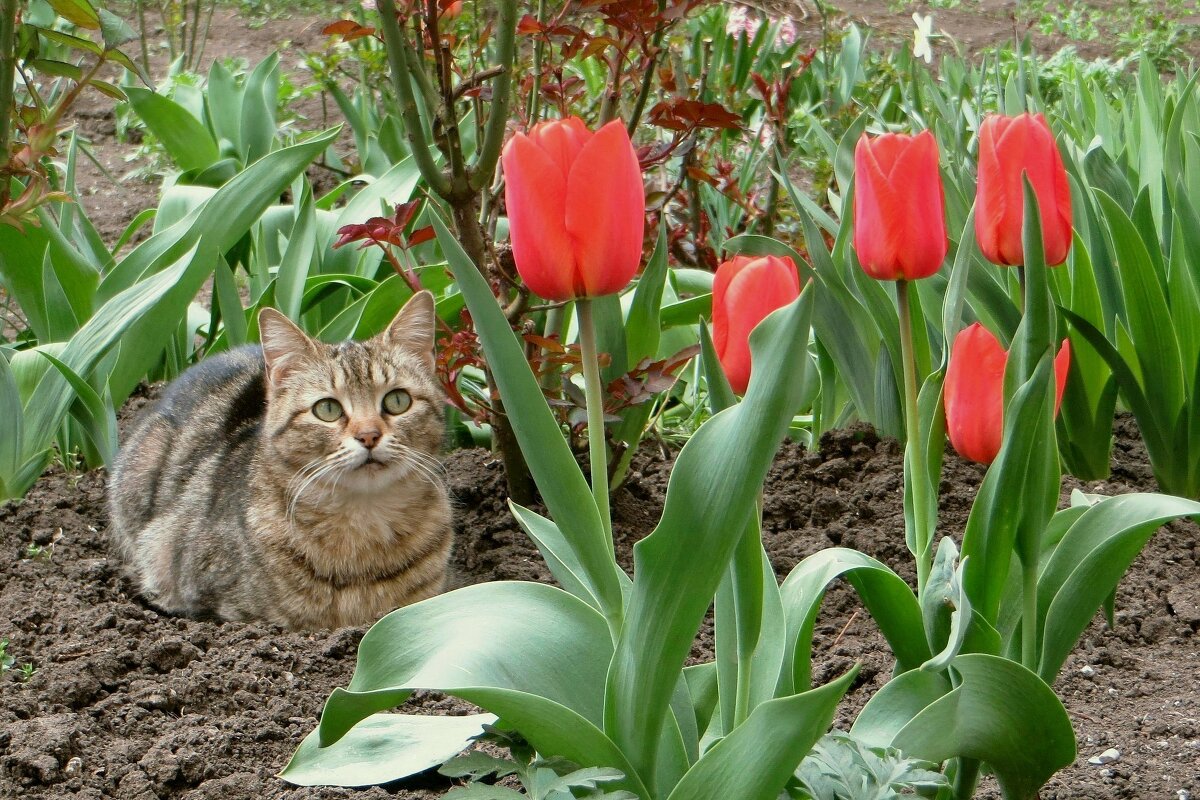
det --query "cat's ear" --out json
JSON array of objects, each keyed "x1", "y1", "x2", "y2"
[
  {"x1": 258, "y1": 308, "x2": 318, "y2": 387},
  {"x1": 382, "y1": 290, "x2": 436, "y2": 365}
]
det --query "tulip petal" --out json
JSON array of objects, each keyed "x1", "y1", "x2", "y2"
[
  {"x1": 1053, "y1": 339, "x2": 1071, "y2": 414},
  {"x1": 945, "y1": 323, "x2": 1007, "y2": 464},
  {"x1": 503, "y1": 133, "x2": 576, "y2": 300},
  {"x1": 854, "y1": 132, "x2": 946, "y2": 280},
  {"x1": 528, "y1": 116, "x2": 592, "y2": 179},
  {"x1": 975, "y1": 113, "x2": 1073, "y2": 267},
  {"x1": 713, "y1": 256, "x2": 800, "y2": 394},
  {"x1": 564, "y1": 120, "x2": 646, "y2": 297},
  {"x1": 895, "y1": 131, "x2": 947, "y2": 279},
  {"x1": 854, "y1": 135, "x2": 906, "y2": 280}
]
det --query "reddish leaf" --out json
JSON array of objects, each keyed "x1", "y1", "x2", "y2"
[
  {"x1": 648, "y1": 98, "x2": 742, "y2": 132},
  {"x1": 408, "y1": 225, "x2": 435, "y2": 246}
]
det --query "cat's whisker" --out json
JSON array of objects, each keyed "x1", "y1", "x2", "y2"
[{"x1": 287, "y1": 452, "x2": 354, "y2": 520}]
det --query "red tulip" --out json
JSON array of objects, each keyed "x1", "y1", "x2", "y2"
[
  {"x1": 975, "y1": 112, "x2": 1073, "y2": 266},
  {"x1": 502, "y1": 117, "x2": 645, "y2": 301},
  {"x1": 712, "y1": 255, "x2": 801, "y2": 395},
  {"x1": 944, "y1": 322, "x2": 1071, "y2": 464},
  {"x1": 853, "y1": 130, "x2": 948, "y2": 281}
]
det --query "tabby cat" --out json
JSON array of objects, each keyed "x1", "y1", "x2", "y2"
[{"x1": 107, "y1": 291, "x2": 452, "y2": 630}]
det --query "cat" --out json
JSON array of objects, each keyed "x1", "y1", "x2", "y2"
[{"x1": 107, "y1": 291, "x2": 452, "y2": 630}]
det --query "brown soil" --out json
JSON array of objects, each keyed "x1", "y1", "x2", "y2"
[{"x1": 1, "y1": 411, "x2": 1197, "y2": 799}]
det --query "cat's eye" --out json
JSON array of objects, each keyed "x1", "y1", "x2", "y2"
[
  {"x1": 312, "y1": 398, "x2": 343, "y2": 422},
  {"x1": 382, "y1": 388, "x2": 412, "y2": 415}
]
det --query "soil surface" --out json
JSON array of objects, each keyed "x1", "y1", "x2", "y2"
[{"x1": 1, "y1": 411, "x2": 1197, "y2": 799}]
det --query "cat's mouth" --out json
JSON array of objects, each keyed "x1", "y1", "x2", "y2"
[{"x1": 357, "y1": 455, "x2": 388, "y2": 470}]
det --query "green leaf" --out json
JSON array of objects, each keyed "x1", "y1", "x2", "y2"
[
  {"x1": 698, "y1": 323, "x2": 736, "y2": 414},
  {"x1": 438, "y1": 751, "x2": 520, "y2": 781},
  {"x1": 213, "y1": 257, "x2": 246, "y2": 347},
  {"x1": 27, "y1": 58, "x2": 82, "y2": 80},
  {"x1": 276, "y1": 187, "x2": 319, "y2": 320},
  {"x1": 97, "y1": 9, "x2": 136, "y2": 48},
  {"x1": 240, "y1": 54, "x2": 280, "y2": 164},
  {"x1": 28, "y1": 26, "x2": 101, "y2": 55},
  {"x1": 431, "y1": 212, "x2": 624, "y2": 623},
  {"x1": 664, "y1": 668, "x2": 858, "y2": 800},
  {"x1": 606, "y1": 289, "x2": 817, "y2": 787},
  {"x1": 46, "y1": 0, "x2": 99, "y2": 28},
  {"x1": 1096, "y1": 190, "x2": 1185, "y2": 433},
  {"x1": 1035, "y1": 493, "x2": 1200, "y2": 682},
  {"x1": 0, "y1": 354, "x2": 23, "y2": 486},
  {"x1": 445, "y1": 786, "x2": 526, "y2": 800},
  {"x1": 779, "y1": 548, "x2": 930, "y2": 695},
  {"x1": 891, "y1": 654, "x2": 1075, "y2": 800},
  {"x1": 851, "y1": 667, "x2": 952, "y2": 749},
  {"x1": 625, "y1": 227, "x2": 669, "y2": 368},
  {"x1": 960, "y1": 355, "x2": 1058, "y2": 626},
  {"x1": 99, "y1": 130, "x2": 336, "y2": 304},
  {"x1": 281, "y1": 713, "x2": 495, "y2": 787},
  {"x1": 125, "y1": 87, "x2": 219, "y2": 173},
  {"x1": 306, "y1": 581, "x2": 648, "y2": 797},
  {"x1": 38, "y1": 351, "x2": 117, "y2": 466},
  {"x1": 509, "y1": 502, "x2": 629, "y2": 612},
  {"x1": 21, "y1": 242, "x2": 209, "y2": 465}
]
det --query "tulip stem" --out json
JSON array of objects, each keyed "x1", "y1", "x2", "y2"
[
  {"x1": 1022, "y1": 559, "x2": 1038, "y2": 671},
  {"x1": 577, "y1": 299, "x2": 614, "y2": 547},
  {"x1": 897, "y1": 280, "x2": 933, "y2": 596}
]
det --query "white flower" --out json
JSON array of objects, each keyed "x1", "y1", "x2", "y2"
[{"x1": 912, "y1": 13, "x2": 934, "y2": 63}]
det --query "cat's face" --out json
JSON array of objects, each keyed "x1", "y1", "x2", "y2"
[{"x1": 257, "y1": 292, "x2": 444, "y2": 498}]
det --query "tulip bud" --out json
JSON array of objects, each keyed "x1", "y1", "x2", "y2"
[
  {"x1": 502, "y1": 117, "x2": 645, "y2": 301},
  {"x1": 853, "y1": 130, "x2": 948, "y2": 281},
  {"x1": 975, "y1": 112, "x2": 1073, "y2": 267},
  {"x1": 944, "y1": 322, "x2": 1071, "y2": 464},
  {"x1": 712, "y1": 255, "x2": 801, "y2": 395}
]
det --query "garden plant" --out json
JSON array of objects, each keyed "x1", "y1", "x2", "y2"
[{"x1": 1, "y1": 0, "x2": 1199, "y2": 799}]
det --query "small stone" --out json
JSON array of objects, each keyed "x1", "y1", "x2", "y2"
[
  {"x1": 65, "y1": 757, "x2": 83, "y2": 777},
  {"x1": 1177, "y1": 791, "x2": 1190, "y2": 800},
  {"x1": 1080, "y1": 665, "x2": 1096, "y2": 677},
  {"x1": 1088, "y1": 748, "x2": 1121, "y2": 765}
]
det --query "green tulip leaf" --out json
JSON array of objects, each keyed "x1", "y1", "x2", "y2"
[
  {"x1": 779, "y1": 548, "x2": 930, "y2": 695},
  {"x1": 307, "y1": 581, "x2": 648, "y2": 796},
  {"x1": 431, "y1": 212, "x2": 623, "y2": 622},
  {"x1": 1036, "y1": 493, "x2": 1200, "y2": 682},
  {"x1": 665, "y1": 667, "x2": 859, "y2": 800},
  {"x1": 960, "y1": 354, "x2": 1058, "y2": 626},
  {"x1": 891, "y1": 654, "x2": 1075, "y2": 800},
  {"x1": 851, "y1": 666, "x2": 952, "y2": 749},
  {"x1": 281, "y1": 712, "x2": 496, "y2": 787},
  {"x1": 125, "y1": 87, "x2": 219, "y2": 173},
  {"x1": 605, "y1": 287, "x2": 816, "y2": 788},
  {"x1": 509, "y1": 502, "x2": 630, "y2": 611}
]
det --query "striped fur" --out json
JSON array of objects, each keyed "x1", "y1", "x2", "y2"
[{"x1": 107, "y1": 292, "x2": 451, "y2": 630}]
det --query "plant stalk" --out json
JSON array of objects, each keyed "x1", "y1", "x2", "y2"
[
  {"x1": 577, "y1": 298, "x2": 613, "y2": 546},
  {"x1": 1022, "y1": 558, "x2": 1038, "y2": 671},
  {"x1": 377, "y1": 0, "x2": 451, "y2": 196},
  {"x1": 951, "y1": 757, "x2": 981, "y2": 800},
  {"x1": 897, "y1": 280, "x2": 932, "y2": 595},
  {"x1": 626, "y1": 0, "x2": 667, "y2": 136},
  {"x1": 468, "y1": 0, "x2": 517, "y2": 192},
  {"x1": 0, "y1": 0, "x2": 15, "y2": 206}
]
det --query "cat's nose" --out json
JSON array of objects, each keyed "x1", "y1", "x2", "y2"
[{"x1": 355, "y1": 429, "x2": 382, "y2": 449}]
